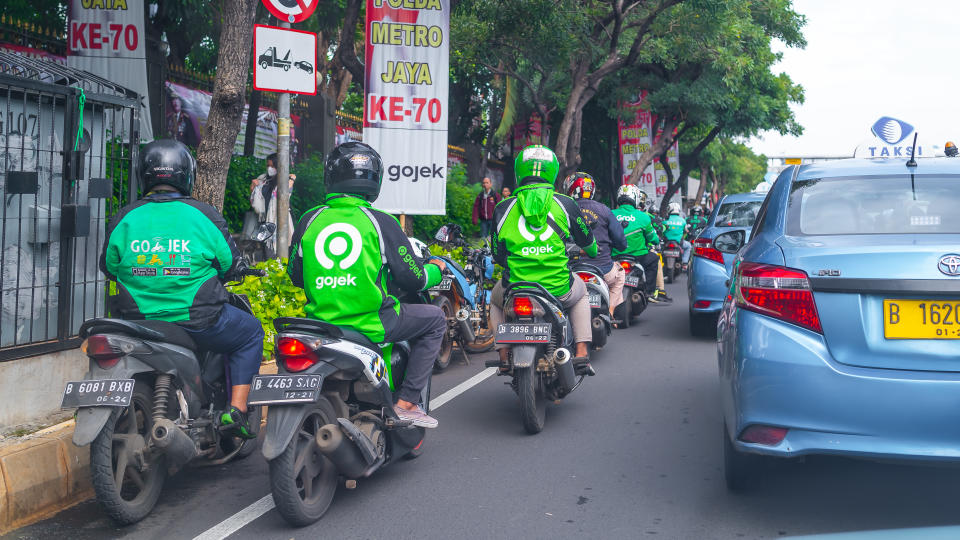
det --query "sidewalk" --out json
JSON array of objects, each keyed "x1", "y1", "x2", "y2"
[{"x1": 0, "y1": 362, "x2": 277, "y2": 535}]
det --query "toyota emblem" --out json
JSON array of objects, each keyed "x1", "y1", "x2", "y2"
[{"x1": 938, "y1": 254, "x2": 960, "y2": 276}]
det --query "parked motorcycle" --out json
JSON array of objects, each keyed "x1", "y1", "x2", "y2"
[
  {"x1": 426, "y1": 224, "x2": 496, "y2": 370},
  {"x1": 256, "y1": 288, "x2": 432, "y2": 526},
  {"x1": 612, "y1": 256, "x2": 648, "y2": 327},
  {"x1": 236, "y1": 222, "x2": 278, "y2": 264},
  {"x1": 490, "y1": 281, "x2": 596, "y2": 434},
  {"x1": 63, "y1": 247, "x2": 271, "y2": 524},
  {"x1": 661, "y1": 240, "x2": 683, "y2": 284}
]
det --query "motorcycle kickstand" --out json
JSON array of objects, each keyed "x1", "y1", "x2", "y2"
[{"x1": 456, "y1": 340, "x2": 471, "y2": 365}]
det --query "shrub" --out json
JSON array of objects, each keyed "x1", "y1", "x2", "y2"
[{"x1": 227, "y1": 258, "x2": 306, "y2": 361}]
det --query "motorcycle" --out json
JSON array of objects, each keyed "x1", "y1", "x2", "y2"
[
  {"x1": 255, "y1": 288, "x2": 433, "y2": 526},
  {"x1": 426, "y1": 224, "x2": 496, "y2": 370},
  {"x1": 490, "y1": 280, "x2": 596, "y2": 434},
  {"x1": 570, "y1": 260, "x2": 612, "y2": 350},
  {"x1": 612, "y1": 256, "x2": 648, "y2": 327},
  {"x1": 661, "y1": 239, "x2": 683, "y2": 284},
  {"x1": 63, "y1": 237, "x2": 272, "y2": 525},
  {"x1": 237, "y1": 222, "x2": 278, "y2": 264}
]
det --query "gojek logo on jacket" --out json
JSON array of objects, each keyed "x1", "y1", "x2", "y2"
[
  {"x1": 518, "y1": 213, "x2": 557, "y2": 256},
  {"x1": 314, "y1": 223, "x2": 362, "y2": 289}
]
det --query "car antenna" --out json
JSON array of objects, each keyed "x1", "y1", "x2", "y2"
[{"x1": 906, "y1": 133, "x2": 918, "y2": 167}]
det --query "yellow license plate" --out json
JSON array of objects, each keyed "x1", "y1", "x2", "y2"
[{"x1": 883, "y1": 299, "x2": 960, "y2": 339}]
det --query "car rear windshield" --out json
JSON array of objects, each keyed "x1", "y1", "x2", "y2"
[
  {"x1": 787, "y1": 175, "x2": 960, "y2": 235},
  {"x1": 713, "y1": 201, "x2": 762, "y2": 227}
]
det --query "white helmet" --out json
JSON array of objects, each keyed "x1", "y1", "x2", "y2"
[
  {"x1": 668, "y1": 202, "x2": 682, "y2": 215},
  {"x1": 616, "y1": 184, "x2": 646, "y2": 209}
]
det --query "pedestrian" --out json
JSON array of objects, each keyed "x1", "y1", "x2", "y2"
[
  {"x1": 472, "y1": 176, "x2": 501, "y2": 239},
  {"x1": 501, "y1": 186, "x2": 512, "y2": 199},
  {"x1": 250, "y1": 152, "x2": 295, "y2": 257}
]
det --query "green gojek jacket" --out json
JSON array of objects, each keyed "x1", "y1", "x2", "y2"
[
  {"x1": 287, "y1": 195, "x2": 442, "y2": 343},
  {"x1": 663, "y1": 214, "x2": 687, "y2": 242},
  {"x1": 612, "y1": 204, "x2": 659, "y2": 257},
  {"x1": 688, "y1": 215, "x2": 708, "y2": 230},
  {"x1": 491, "y1": 182, "x2": 597, "y2": 298},
  {"x1": 99, "y1": 192, "x2": 240, "y2": 329}
]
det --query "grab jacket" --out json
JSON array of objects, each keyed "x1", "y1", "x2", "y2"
[
  {"x1": 99, "y1": 192, "x2": 240, "y2": 329},
  {"x1": 288, "y1": 194, "x2": 442, "y2": 343},
  {"x1": 612, "y1": 204, "x2": 659, "y2": 257}
]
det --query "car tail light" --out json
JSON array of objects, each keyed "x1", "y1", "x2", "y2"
[
  {"x1": 735, "y1": 262, "x2": 822, "y2": 333},
  {"x1": 619, "y1": 261, "x2": 632, "y2": 272},
  {"x1": 693, "y1": 237, "x2": 724, "y2": 265},
  {"x1": 738, "y1": 425, "x2": 788, "y2": 446},
  {"x1": 81, "y1": 335, "x2": 135, "y2": 369},
  {"x1": 506, "y1": 296, "x2": 544, "y2": 318},
  {"x1": 576, "y1": 272, "x2": 599, "y2": 285},
  {"x1": 693, "y1": 300, "x2": 710, "y2": 309},
  {"x1": 277, "y1": 336, "x2": 320, "y2": 372}
]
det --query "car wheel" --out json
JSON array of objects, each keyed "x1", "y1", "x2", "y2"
[
  {"x1": 689, "y1": 310, "x2": 716, "y2": 338},
  {"x1": 723, "y1": 422, "x2": 760, "y2": 492}
]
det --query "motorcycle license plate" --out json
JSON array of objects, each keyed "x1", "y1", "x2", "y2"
[
  {"x1": 495, "y1": 323, "x2": 552, "y2": 344},
  {"x1": 589, "y1": 293, "x2": 602, "y2": 308},
  {"x1": 663, "y1": 249, "x2": 681, "y2": 258},
  {"x1": 247, "y1": 375, "x2": 323, "y2": 406},
  {"x1": 61, "y1": 379, "x2": 134, "y2": 408},
  {"x1": 429, "y1": 277, "x2": 453, "y2": 292},
  {"x1": 625, "y1": 275, "x2": 640, "y2": 288}
]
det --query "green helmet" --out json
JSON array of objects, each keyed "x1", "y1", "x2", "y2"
[{"x1": 514, "y1": 145, "x2": 560, "y2": 186}]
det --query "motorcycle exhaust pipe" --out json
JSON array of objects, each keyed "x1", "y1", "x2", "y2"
[
  {"x1": 151, "y1": 418, "x2": 198, "y2": 469},
  {"x1": 315, "y1": 423, "x2": 369, "y2": 479},
  {"x1": 553, "y1": 348, "x2": 576, "y2": 395},
  {"x1": 457, "y1": 316, "x2": 476, "y2": 344}
]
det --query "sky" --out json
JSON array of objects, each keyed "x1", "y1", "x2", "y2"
[{"x1": 748, "y1": 1, "x2": 960, "y2": 158}]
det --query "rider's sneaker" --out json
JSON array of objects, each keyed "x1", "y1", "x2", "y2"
[
  {"x1": 646, "y1": 293, "x2": 660, "y2": 304},
  {"x1": 394, "y1": 404, "x2": 438, "y2": 429},
  {"x1": 656, "y1": 289, "x2": 674, "y2": 303},
  {"x1": 219, "y1": 406, "x2": 256, "y2": 439}
]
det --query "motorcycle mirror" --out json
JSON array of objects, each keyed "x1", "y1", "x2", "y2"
[
  {"x1": 713, "y1": 230, "x2": 745, "y2": 254},
  {"x1": 434, "y1": 225, "x2": 449, "y2": 243},
  {"x1": 255, "y1": 222, "x2": 277, "y2": 242}
]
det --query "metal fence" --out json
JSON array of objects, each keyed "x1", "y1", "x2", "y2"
[{"x1": 0, "y1": 51, "x2": 139, "y2": 361}]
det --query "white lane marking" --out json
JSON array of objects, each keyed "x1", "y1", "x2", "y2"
[
  {"x1": 431, "y1": 367, "x2": 497, "y2": 410},
  {"x1": 192, "y1": 366, "x2": 497, "y2": 540},
  {"x1": 192, "y1": 494, "x2": 274, "y2": 540}
]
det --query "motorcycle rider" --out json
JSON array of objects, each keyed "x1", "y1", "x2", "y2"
[
  {"x1": 564, "y1": 172, "x2": 627, "y2": 323},
  {"x1": 100, "y1": 139, "x2": 264, "y2": 439},
  {"x1": 663, "y1": 202, "x2": 690, "y2": 269},
  {"x1": 611, "y1": 185, "x2": 660, "y2": 300},
  {"x1": 287, "y1": 142, "x2": 446, "y2": 428},
  {"x1": 490, "y1": 145, "x2": 598, "y2": 366},
  {"x1": 687, "y1": 205, "x2": 708, "y2": 236}
]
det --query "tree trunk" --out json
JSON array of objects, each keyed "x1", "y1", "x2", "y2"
[
  {"x1": 194, "y1": 0, "x2": 258, "y2": 211},
  {"x1": 243, "y1": 89, "x2": 261, "y2": 156},
  {"x1": 657, "y1": 146, "x2": 675, "y2": 216},
  {"x1": 625, "y1": 116, "x2": 681, "y2": 186},
  {"x1": 694, "y1": 163, "x2": 708, "y2": 206}
]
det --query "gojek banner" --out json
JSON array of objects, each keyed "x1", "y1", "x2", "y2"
[{"x1": 363, "y1": 0, "x2": 449, "y2": 215}]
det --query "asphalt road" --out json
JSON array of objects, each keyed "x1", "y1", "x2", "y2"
[{"x1": 10, "y1": 277, "x2": 960, "y2": 540}]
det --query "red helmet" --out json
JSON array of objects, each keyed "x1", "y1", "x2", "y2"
[{"x1": 563, "y1": 172, "x2": 596, "y2": 200}]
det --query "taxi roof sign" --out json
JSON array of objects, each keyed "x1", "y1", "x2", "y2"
[{"x1": 783, "y1": 158, "x2": 802, "y2": 165}]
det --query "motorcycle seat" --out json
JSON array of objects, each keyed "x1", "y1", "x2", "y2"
[
  {"x1": 274, "y1": 317, "x2": 379, "y2": 351},
  {"x1": 79, "y1": 318, "x2": 199, "y2": 353}
]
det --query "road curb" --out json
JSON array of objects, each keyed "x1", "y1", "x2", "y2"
[{"x1": 0, "y1": 361, "x2": 278, "y2": 535}]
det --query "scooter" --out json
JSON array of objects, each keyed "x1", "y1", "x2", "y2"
[
  {"x1": 256, "y1": 291, "x2": 432, "y2": 526},
  {"x1": 63, "y1": 244, "x2": 271, "y2": 524},
  {"x1": 570, "y1": 262, "x2": 612, "y2": 349},
  {"x1": 612, "y1": 256, "x2": 648, "y2": 327},
  {"x1": 661, "y1": 239, "x2": 683, "y2": 283},
  {"x1": 426, "y1": 224, "x2": 496, "y2": 370},
  {"x1": 490, "y1": 279, "x2": 596, "y2": 434}
]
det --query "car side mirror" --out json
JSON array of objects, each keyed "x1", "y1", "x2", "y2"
[{"x1": 713, "y1": 230, "x2": 745, "y2": 254}]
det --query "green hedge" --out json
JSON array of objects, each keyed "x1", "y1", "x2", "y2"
[{"x1": 227, "y1": 258, "x2": 306, "y2": 361}]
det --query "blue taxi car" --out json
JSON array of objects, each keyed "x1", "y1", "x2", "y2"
[
  {"x1": 717, "y1": 157, "x2": 960, "y2": 491},
  {"x1": 687, "y1": 192, "x2": 767, "y2": 336}
]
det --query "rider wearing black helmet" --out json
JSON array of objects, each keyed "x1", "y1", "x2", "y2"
[
  {"x1": 287, "y1": 142, "x2": 447, "y2": 428},
  {"x1": 100, "y1": 139, "x2": 264, "y2": 438}
]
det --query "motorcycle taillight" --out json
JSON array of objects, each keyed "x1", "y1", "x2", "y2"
[
  {"x1": 619, "y1": 261, "x2": 632, "y2": 272},
  {"x1": 277, "y1": 336, "x2": 320, "y2": 372},
  {"x1": 507, "y1": 296, "x2": 544, "y2": 318},
  {"x1": 576, "y1": 272, "x2": 598, "y2": 284},
  {"x1": 81, "y1": 335, "x2": 134, "y2": 369}
]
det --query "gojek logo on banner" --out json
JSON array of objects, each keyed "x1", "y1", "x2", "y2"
[
  {"x1": 855, "y1": 116, "x2": 926, "y2": 159},
  {"x1": 315, "y1": 223, "x2": 362, "y2": 289}
]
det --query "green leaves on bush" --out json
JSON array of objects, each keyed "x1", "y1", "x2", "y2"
[
  {"x1": 413, "y1": 164, "x2": 481, "y2": 240},
  {"x1": 227, "y1": 258, "x2": 306, "y2": 361}
]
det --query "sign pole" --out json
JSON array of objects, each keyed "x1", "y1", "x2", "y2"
[{"x1": 275, "y1": 20, "x2": 292, "y2": 259}]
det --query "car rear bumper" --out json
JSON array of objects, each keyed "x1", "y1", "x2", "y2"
[
  {"x1": 688, "y1": 257, "x2": 728, "y2": 313},
  {"x1": 722, "y1": 310, "x2": 960, "y2": 462}
]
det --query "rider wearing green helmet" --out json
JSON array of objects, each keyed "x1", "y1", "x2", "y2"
[{"x1": 489, "y1": 145, "x2": 598, "y2": 365}]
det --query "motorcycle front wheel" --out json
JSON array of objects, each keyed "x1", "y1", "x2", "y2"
[
  {"x1": 432, "y1": 295, "x2": 454, "y2": 371},
  {"x1": 269, "y1": 398, "x2": 339, "y2": 527},
  {"x1": 516, "y1": 366, "x2": 546, "y2": 434},
  {"x1": 89, "y1": 380, "x2": 166, "y2": 525}
]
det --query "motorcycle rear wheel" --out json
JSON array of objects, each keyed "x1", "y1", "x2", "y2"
[
  {"x1": 269, "y1": 397, "x2": 339, "y2": 527},
  {"x1": 516, "y1": 366, "x2": 545, "y2": 434},
  {"x1": 614, "y1": 291, "x2": 632, "y2": 328},
  {"x1": 665, "y1": 259, "x2": 676, "y2": 284},
  {"x1": 89, "y1": 380, "x2": 166, "y2": 525}
]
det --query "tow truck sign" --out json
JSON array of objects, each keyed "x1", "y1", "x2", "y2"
[
  {"x1": 252, "y1": 24, "x2": 317, "y2": 95},
  {"x1": 261, "y1": 0, "x2": 318, "y2": 24}
]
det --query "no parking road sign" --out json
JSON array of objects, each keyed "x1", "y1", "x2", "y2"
[
  {"x1": 253, "y1": 24, "x2": 317, "y2": 95},
  {"x1": 261, "y1": 0, "x2": 318, "y2": 24}
]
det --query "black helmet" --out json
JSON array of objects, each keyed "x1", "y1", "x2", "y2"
[
  {"x1": 324, "y1": 142, "x2": 383, "y2": 201},
  {"x1": 139, "y1": 139, "x2": 195, "y2": 196}
]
